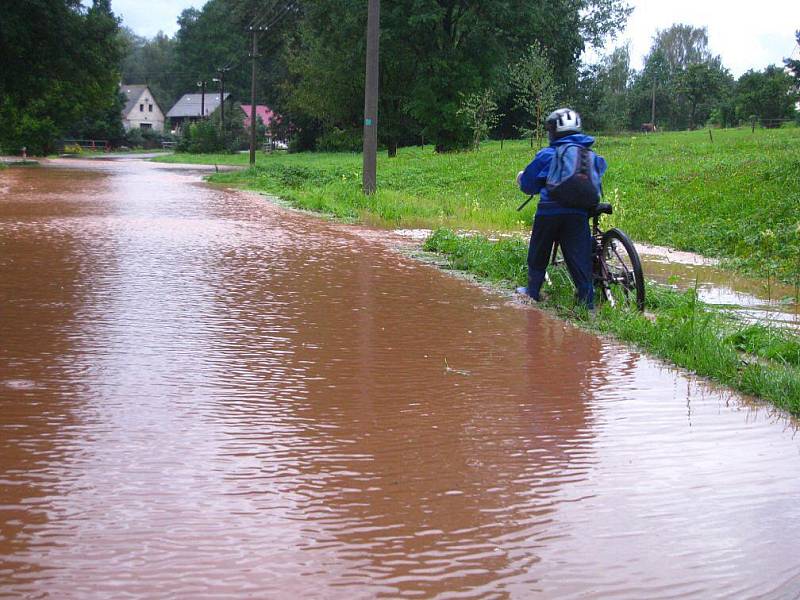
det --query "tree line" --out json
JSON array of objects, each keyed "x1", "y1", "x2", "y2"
[
  {"x1": 120, "y1": 8, "x2": 800, "y2": 152},
  {"x1": 579, "y1": 25, "x2": 799, "y2": 133},
  {"x1": 1, "y1": 0, "x2": 798, "y2": 155},
  {"x1": 0, "y1": 0, "x2": 122, "y2": 154},
  {"x1": 119, "y1": 0, "x2": 633, "y2": 152}
]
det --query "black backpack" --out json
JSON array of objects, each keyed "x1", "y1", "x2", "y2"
[{"x1": 545, "y1": 144, "x2": 602, "y2": 209}]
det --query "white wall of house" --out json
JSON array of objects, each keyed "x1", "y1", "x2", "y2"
[{"x1": 124, "y1": 89, "x2": 165, "y2": 132}]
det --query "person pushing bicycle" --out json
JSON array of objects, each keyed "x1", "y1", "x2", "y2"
[{"x1": 515, "y1": 108, "x2": 607, "y2": 309}]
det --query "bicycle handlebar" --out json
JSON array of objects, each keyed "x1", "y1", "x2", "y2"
[{"x1": 516, "y1": 195, "x2": 534, "y2": 211}]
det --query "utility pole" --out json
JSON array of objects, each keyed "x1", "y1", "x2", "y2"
[
  {"x1": 362, "y1": 0, "x2": 380, "y2": 195},
  {"x1": 213, "y1": 68, "x2": 228, "y2": 132},
  {"x1": 249, "y1": 28, "x2": 260, "y2": 166},
  {"x1": 650, "y1": 77, "x2": 656, "y2": 125},
  {"x1": 197, "y1": 80, "x2": 206, "y2": 119},
  {"x1": 245, "y1": 3, "x2": 297, "y2": 166},
  {"x1": 219, "y1": 72, "x2": 225, "y2": 131}
]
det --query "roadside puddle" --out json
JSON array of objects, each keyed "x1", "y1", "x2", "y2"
[{"x1": 639, "y1": 247, "x2": 799, "y2": 330}]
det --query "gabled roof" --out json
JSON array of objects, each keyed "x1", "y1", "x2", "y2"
[
  {"x1": 121, "y1": 84, "x2": 149, "y2": 115},
  {"x1": 241, "y1": 105, "x2": 275, "y2": 126},
  {"x1": 167, "y1": 93, "x2": 231, "y2": 118}
]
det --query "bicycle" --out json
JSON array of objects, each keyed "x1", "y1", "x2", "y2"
[{"x1": 548, "y1": 202, "x2": 645, "y2": 311}]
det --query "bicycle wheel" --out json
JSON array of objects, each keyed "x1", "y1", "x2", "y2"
[{"x1": 599, "y1": 228, "x2": 645, "y2": 311}]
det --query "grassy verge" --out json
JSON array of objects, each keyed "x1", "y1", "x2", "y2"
[
  {"x1": 1, "y1": 160, "x2": 39, "y2": 167},
  {"x1": 56, "y1": 149, "x2": 169, "y2": 157},
  {"x1": 424, "y1": 228, "x2": 800, "y2": 413},
  {"x1": 153, "y1": 151, "x2": 241, "y2": 164},
  {"x1": 156, "y1": 127, "x2": 800, "y2": 284}
]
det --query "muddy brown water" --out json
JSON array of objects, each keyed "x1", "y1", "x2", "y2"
[{"x1": 1, "y1": 158, "x2": 800, "y2": 599}]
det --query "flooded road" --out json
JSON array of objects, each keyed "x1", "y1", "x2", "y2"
[{"x1": 1, "y1": 159, "x2": 800, "y2": 599}]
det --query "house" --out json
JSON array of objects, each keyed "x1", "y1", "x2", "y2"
[
  {"x1": 121, "y1": 84, "x2": 165, "y2": 132},
  {"x1": 166, "y1": 93, "x2": 231, "y2": 130},
  {"x1": 240, "y1": 104, "x2": 275, "y2": 129}
]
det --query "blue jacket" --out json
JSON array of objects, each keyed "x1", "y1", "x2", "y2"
[{"x1": 518, "y1": 134, "x2": 608, "y2": 216}]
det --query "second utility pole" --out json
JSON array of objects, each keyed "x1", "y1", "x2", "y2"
[
  {"x1": 249, "y1": 28, "x2": 259, "y2": 166},
  {"x1": 362, "y1": 0, "x2": 380, "y2": 195},
  {"x1": 197, "y1": 80, "x2": 206, "y2": 119},
  {"x1": 651, "y1": 77, "x2": 656, "y2": 125},
  {"x1": 216, "y1": 68, "x2": 227, "y2": 131}
]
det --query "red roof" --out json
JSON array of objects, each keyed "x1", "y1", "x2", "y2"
[{"x1": 240, "y1": 105, "x2": 274, "y2": 128}]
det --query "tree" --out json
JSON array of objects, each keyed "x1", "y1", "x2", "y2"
[
  {"x1": 629, "y1": 24, "x2": 732, "y2": 130},
  {"x1": 67, "y1": 91, "x2": 126, "y2": 144},
  {"x1": 119, "y1": 29, "x2": 177, "y2": 109},
  {"x1": 510, "y1": 43, "x2": 561, "y2": 145},
  {"x1": 587, "y1": 45, "x2": 631, "y2": 131},
  {"x1": 633, "y1": 46, "x2": 672, "y2": 125},
  {"x1": 457, "y1": 89, "x2": 502, "y2": 150},
  {"x1": 172, "y1": 4, "x2": 252, "y2": 105},
  {"x1": 281, "y1": 2, "x2": 365, "y2": 149},
  {"x1": 736, "y1": 65, "x2": 798, "y2": 127},
  {"x1": 154, "y1": 1, "x2": 302, "y2": 147},
  {"x1": 280, "y1": 0, "x2": 631, "y2": 151},
  {"x1": 785, "y1": 30, "x2": 800, "y2": 90},
  {"x1": 0, "y1": 0, "x2": 124, "y2": 154},
  {"x1": 678, "y1": 60, "x2": 732, "y2": 129},
  {"x1": 651, "y1": 24, "x2": 712, "y2": 73}
]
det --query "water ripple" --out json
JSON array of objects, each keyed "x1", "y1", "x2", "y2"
[{"x1": 1, "y1": 160, "x2": 799, "y2": 599}]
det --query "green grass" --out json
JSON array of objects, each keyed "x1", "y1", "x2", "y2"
[
  {"x1": 55, "y1": 148, "x2": 168, "y2": 157},
  {"x1": 153, "y1": 152, "x2": 243, "y2": 165},
  {"x1": 424, "y1": 228, "x2": 800, "y2": 413},
  {"x1": 155, "y1": 127, "x2": 800, "y2": 283},
  {"x1": 600, "y1": 128, "x2": 800, "y2": 285}
]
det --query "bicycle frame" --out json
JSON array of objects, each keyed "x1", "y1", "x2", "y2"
[
  {"x1": 547, "y1": 212, "x2": 603, "y2": 272},
  {"x1": 545, "y1": 205, "x2": 645, "y2": 310}
]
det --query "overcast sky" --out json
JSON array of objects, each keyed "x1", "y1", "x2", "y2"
[{"x1": 113, "y1": 0, "x2": 800, "y2": 76}]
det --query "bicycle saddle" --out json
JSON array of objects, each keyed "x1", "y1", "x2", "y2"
[{"x1": 591, "y1": 203, "x2": 613, "y2": 216}]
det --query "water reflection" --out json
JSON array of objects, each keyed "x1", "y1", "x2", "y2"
[{"x1": 0, "y1": 166, "x2": 109, "y2": 590}]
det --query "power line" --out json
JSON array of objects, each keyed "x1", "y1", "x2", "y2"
[
  {"x1": 250, "y1": 1, "x2": 298, "y2": 33},
  {"x1": 246, "y1": 1, "x2": 299, "y2": 165},
  {"x1": 250, "y1": 1, "x2": 282, "y2": 30}
]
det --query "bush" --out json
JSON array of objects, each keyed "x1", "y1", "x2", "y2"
[
  {"x1": 287, "y1": 136, "x2": 306, "y2": 154},
  {"x1": 123, "y1": 127, "x2": 169, "y2": 149},
  {"x1": 178, "y1": 120, "x2": 223, "y2": 153},
  {"x1": 139, "y1": 128, "x2": 163, "y2": 148},
  {"x1": 124, "y1": 128, "x2": 144, "y2": 148},
  {"x1": 0, "y1": 108, "x2": 61, "y2": 155},
  {"x1": 316, "y1": 127, "x2": 362, "y2": 152},
  {"x1": 174, "y1": 108, "x2": 248, "y2": 154}
]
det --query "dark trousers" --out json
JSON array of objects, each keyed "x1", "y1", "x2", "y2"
[{"x1": 527, "y1": 214, "x2": 594, "y2": 308}]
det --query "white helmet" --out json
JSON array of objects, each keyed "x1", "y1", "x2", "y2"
[{"x1": 546, "y1": 108, "x2": 582, "y2": 141}]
